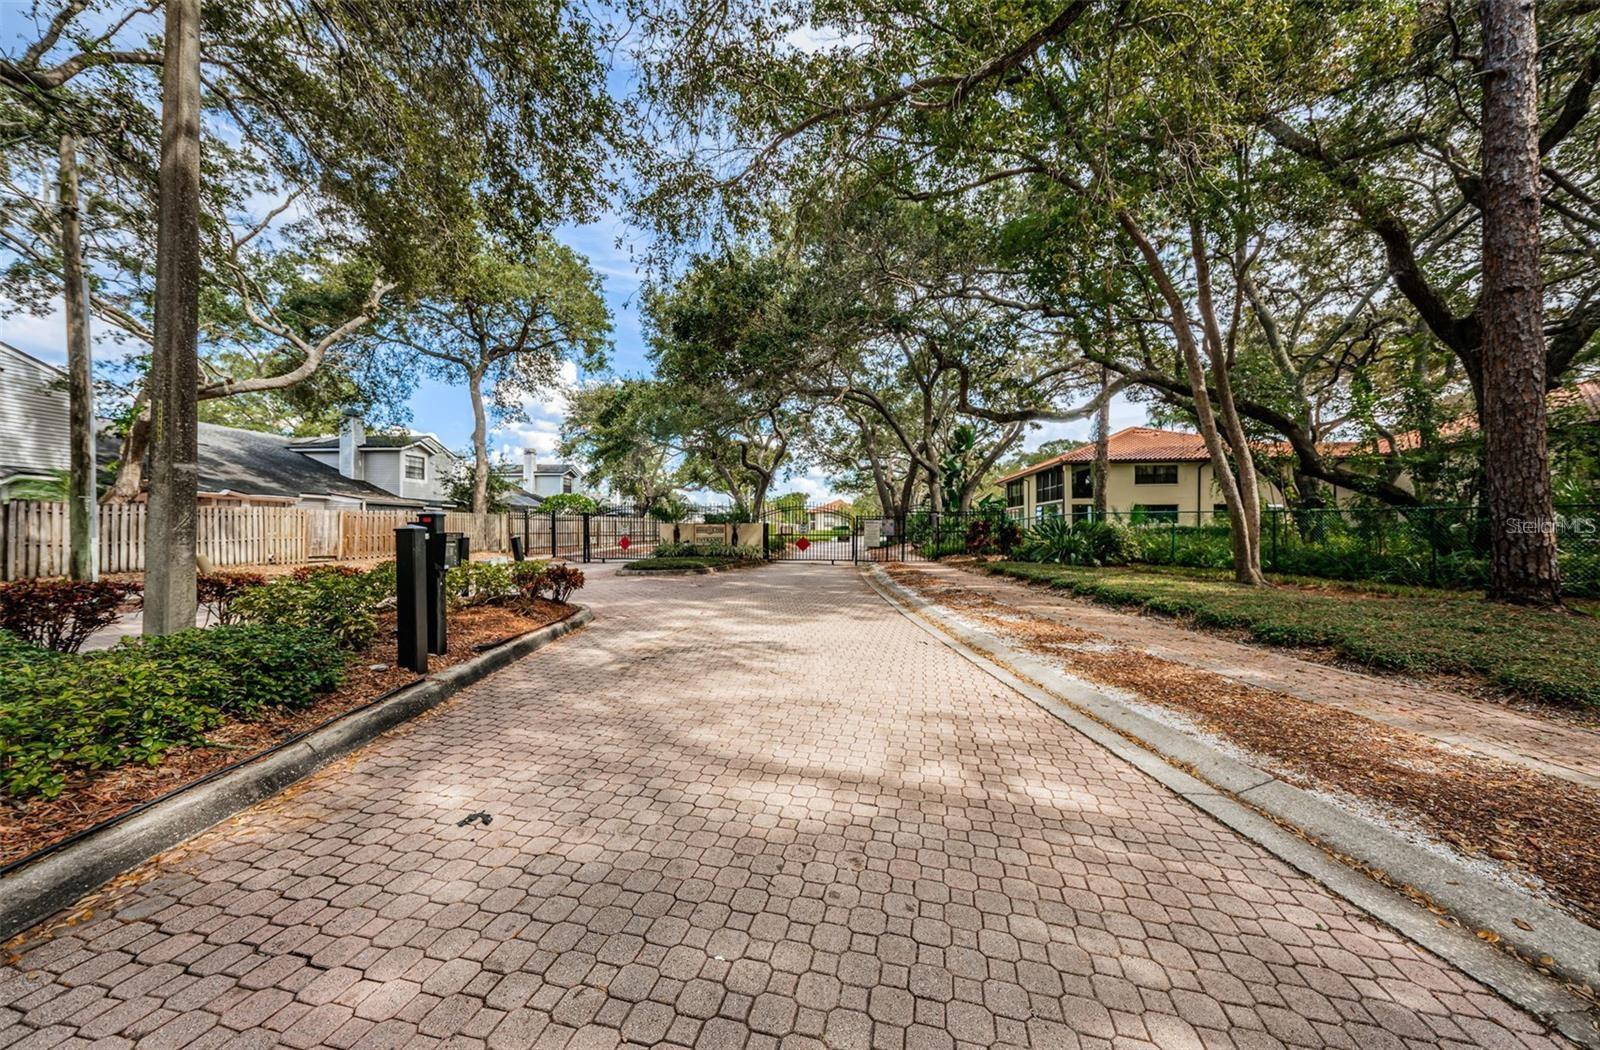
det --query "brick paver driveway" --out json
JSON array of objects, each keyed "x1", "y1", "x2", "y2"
[{"x1": 0, "y1": 566, "x2": 1570, "y2": 1049}]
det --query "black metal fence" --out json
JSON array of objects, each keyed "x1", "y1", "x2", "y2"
[
  {"x1": 1068, "y1": 504, "x2": 1600, "y2": 597},
  {"x1": 514, "y1": 502, "x2": 1600, "y2": 596}
]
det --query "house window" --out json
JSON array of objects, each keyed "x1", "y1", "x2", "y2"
[
  {"x1": 1213, "y1": 503, "x2": 1231, "y2": 519},
  {"x1": 1035, "y1": 467, "x2": 1063, "y2": 505},
  {"x1": 1005, "y1": 479, "x2": 1025, "y2": 509},
  {"x1": 1135, "y1": 503, "x2": 1180, "y2": 522},
  {"x1": 1071, "y1": 467, "x2": 1093, "y2": 499},
  {"x1": 1072, "y1": 503, "x2": 1095, "y2": 522},
  {"x1": 1134, "y1": 463, "x2": 1179, "y2": 485},
  {"x1": 563, "y1": 476, "x2": 573, "y2": 493},
  {"x1": 404, "y1": 454, "x2": 426, "y2": 481},
  {"x1": 1035, "y1": 502, "x2": 1063, "y2": 521}
]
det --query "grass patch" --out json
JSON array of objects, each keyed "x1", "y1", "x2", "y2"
[
  {"x1": 983, "y1": 561, "x2": 1600, "y2": 708},
  {"x1": 624, "y1": 556, "x2": 752, "y2": 571}
]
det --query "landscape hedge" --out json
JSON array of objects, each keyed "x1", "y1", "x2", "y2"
[{"x1": 0, "y1": 626, "x2": 344, "y2": 799}]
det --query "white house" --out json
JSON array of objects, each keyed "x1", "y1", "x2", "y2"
[
  {"x1": 288, "y1": 412, "x2": 461, "y2": 507},
  {"x1": 0, "y1": 342, "x2": 71, "y2": 498},
  {"x1": 517, "y1": 452, "x2": 581, "y2": 497}
]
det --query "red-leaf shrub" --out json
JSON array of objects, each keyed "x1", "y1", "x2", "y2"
[
  {"x1": 196, "y1": 571, "x2": 267, "y2": 625},
  {"x1": 544, "y1": 564, "x2": 585, "y2": 603},
  {"x1": 0, "y1": 578, "x2": 140, "y2": 653}
]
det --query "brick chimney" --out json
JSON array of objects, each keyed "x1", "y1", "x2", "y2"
[{"x1": 339, "y1": 409, "x2": 364, "y2": 479}]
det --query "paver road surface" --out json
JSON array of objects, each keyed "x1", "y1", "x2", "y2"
[{"x1": 0, "y1": 565, "x2": 1573, "y2": 1049}]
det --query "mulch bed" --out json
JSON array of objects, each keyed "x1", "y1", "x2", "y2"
[
  {"x1": 885, "y1": 566, "x2": 1600, "y2": 928},
  {"x1": 0, "y1": 600, "x2": 575, "y2": 868}
]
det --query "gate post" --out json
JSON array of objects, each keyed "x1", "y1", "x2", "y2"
[
  {"x1": 581, "y1": 513, "x2": 592, "y2": 563},
  {"x1": 851, "y1": 516, "x2": 858, "y2": 563},
  {"x1": 550, "y1": 511, "x2": 558, "y2": 558},
  {"x1": 763, "y1": 522, "x2": 771, "y2": 561}
]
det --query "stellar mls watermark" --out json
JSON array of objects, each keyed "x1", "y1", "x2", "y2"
[{"x1": 1505, "y1": 513, "x2": 1597, "y2": 536}]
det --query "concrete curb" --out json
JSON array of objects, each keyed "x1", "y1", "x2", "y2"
[
  {"x1": 862, "y1": 566, "x2": 1600, "y2": 1047},
  {"x1": 0, "y1": 606, "x2": 592, "y2": 946}
]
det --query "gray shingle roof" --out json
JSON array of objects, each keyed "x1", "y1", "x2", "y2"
[
  {"x1": 99, "y1": 423, "x2": 423, "y2": 506},
  {"x1": 287, "y1": 431, "x2": 447, "y2": 452}
]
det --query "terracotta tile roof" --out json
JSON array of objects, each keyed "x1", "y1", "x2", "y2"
[
  {"x1": 811, "y1": 498, "x2": 850, "y2": 513},
  {"x1": 997, "y1": 428, "x2": 1210, "y2": 483},
  {"x1": 1368, "y1": 379, "x2": 1599, "y2": 454},
  {"x1": 997, "y1": 381, "x2": 1599, "y2": 484}
]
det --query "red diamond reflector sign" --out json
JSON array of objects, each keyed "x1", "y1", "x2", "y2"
[
  {"x1": 795, "y1": 537, "x2": 810, "y2": 551},
  {"x1": 619, "y1": 536, "x2": 631, "y2": 550}
]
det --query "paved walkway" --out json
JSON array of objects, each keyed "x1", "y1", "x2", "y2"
[
  {"x1": 918, "y1": 563, "x2": 1600, "y2": 790},
  {"x1": 0, "y1": 566, "x2": 1572, "y2": 1049}
]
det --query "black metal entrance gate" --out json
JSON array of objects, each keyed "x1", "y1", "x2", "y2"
[{"x1": 514, "y1": 504, "x2": 976, "y2": 565}]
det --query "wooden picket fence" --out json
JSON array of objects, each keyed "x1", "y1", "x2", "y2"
[
  {"x1": 338, "y1": 510, "x2": 415, "y2": 560},
  {"x1": 0, "y1": 501, "x2": 514, "y2": 579}
]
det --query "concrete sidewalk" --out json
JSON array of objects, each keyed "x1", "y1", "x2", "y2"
[{"x1": 0, "y1": 564, "x2": 1576, "y2": 1048}]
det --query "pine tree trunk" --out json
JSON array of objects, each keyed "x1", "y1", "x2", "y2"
[
  {"x1": 1479, "y1": 0, "x2": 1561, "y2": 605},
  {"x1": 60, "y1": 134, "x2": 98, "y2": 581},
  {"x1": 143, "y1": 0, "x2": 202, "y2": 635}
]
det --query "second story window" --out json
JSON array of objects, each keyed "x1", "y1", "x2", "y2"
[
  {"x1": 563, "y1": 476, "x2": 573, "y2": 493},
  {"x1": 404, "y1": 453, "x2": 426, "y2": 481},
  {"x1": 1134, "y1": 463, "x2": 1179, "y2": 485},
  {"x1": 1005, "y1": 479, "x2": 1024, "y2": 508},
  {"x1": 1071, "y1": 467, "x2": 1093, "y2": 499},
  {"x1": 1035, "y1": 467, "x2": 1063, "y2": 505}
]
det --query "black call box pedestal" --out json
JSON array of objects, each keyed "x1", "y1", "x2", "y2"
[{"x1": 396, "y1": 513, "x2": 469, "y2": 671}]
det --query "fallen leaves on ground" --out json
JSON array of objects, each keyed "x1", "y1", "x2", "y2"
[{"x1": 885, "y1": 566, "x2": 1600, "y2": 926}]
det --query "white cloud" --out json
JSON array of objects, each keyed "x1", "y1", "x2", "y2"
[
  {"x1": 775, "y1": 466, "x2": 837, "y2": 501},
  {"x1": 490, "y1": 360, "x2": 580, "y2": 460},
  {"x1": 1023, "y1": 391, "x2": 1150, "y2": 450},
  {"x1": 2, "y1": 297, "x2": 143, "y2": 366},
  {"x1": 783, "y1": 24, "x2": 869, "y2": 53}
]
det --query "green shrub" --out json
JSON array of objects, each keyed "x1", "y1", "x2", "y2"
[
  {"x1": 0, "y1": 625, "x2": 344, "y2": 798},
  {"x1": 1018, "y1": 519, "x2": 1133, "y2": 566},
  {"x1": 132, "y1": 626, "x2": 344, "y2": 717},
  {"x1": 0, "y1": 577, "x2": 139, "y2": 653},
  {"x1": 541, "y1": 493, "x2": 600, "y2": 514},
  {"x1": 232, "y1": 570, "x2": 380, "y2": 649},
  {"x1": 625, "y1": 557, "x2": 737, "y2": 571},
  {"x1": 0, "y1": 629, "x2": 58, "y2": 669},
  {"x1": 444, "y1": 561, "x2": 516, "y2": 608},
  {"x1": 510, "y1": 560, "x2": 550, "y2": 600},
  {"x1": 654, "y1": 541, "x2": 763, "y2": 561},
  {"x1": 363, "y1": 560, "x2": 397, "y2": 598},
  {"x1": 196, "y1": 571, "x2": 267, "y2": 626}
]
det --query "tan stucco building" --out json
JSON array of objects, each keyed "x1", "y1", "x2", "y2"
[{"x1": 996, "y1": 427, "x2": 1356, "y2": 523}]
